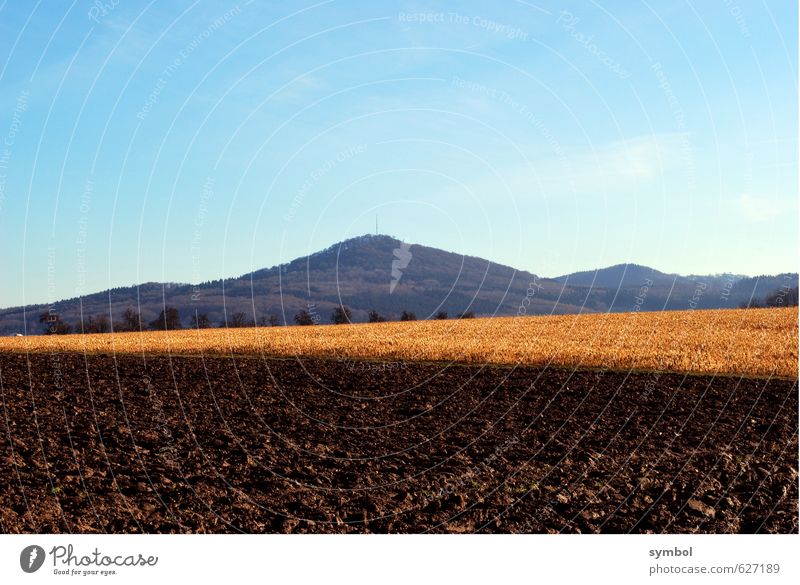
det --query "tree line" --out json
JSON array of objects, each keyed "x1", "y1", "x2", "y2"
[
  {"x1": 37, "y1": 307, "x2": 276, "y2": 335},
  {"x1": 738, "y1": 286, "x2": 798, "y2": 309},
  {"x1": 290, "y1": 307, "x2": 475, "y2": 326},
  {"x1": 37, "y1": 305, "x2": 476, "y2": 335}
]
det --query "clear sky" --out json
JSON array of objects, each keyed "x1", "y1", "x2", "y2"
[{"x1": 0, "y1": 0, "x2": 796, "y2": 307}]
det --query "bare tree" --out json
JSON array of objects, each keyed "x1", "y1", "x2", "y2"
[
  {"x1": 434, "y1": 310, "x2": 448, "y2": 320},
  {"x1": 190, "y1": 313, "x2": 212, "y2": 329},
  {"x1": 120, "y1": 307, "x2": 143, "y2": 332},
  {"x1": 39, "y1": 311, "x2": 72, "y2": 335},
  {"x1": 331, "y1": 305, "x2": 353, "y2": 325},
  {"x1": 739, "y1": 299, "x2": 762, "y2": 309},
  {"x1": 367, "y1": 309, "x2": 385, "y2": 323},
  {"x1": 225, "y1": 312, "x2": 249, "y2": 328},
  {"x1": 95, "y1": 314, "x2": 111, "y2": 333},
  {"x1": 257, "y1": 314, "x2": 281, "y2": 327},
  {"x1": 82, "y1": 314, "x2": 110, "y2": 333},
  {"x1": 765, "y1": 286, "x2": 799, "y2": 308},
  {"x1": 150, "y1": 306, "x2": 181, "y2": 330},
  {"x1": 400, "y1": 310, "x2": 416, "y2": 321},
  {"x1": 294, "y1": 310, "x2": 314, "y2": 326}
]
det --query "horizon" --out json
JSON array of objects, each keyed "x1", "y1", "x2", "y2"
[
  {"x1": 1, "y1": 231, "x2": 796, "y2": 310},
  {"x1": 0, "y1": 1, "x2": 797, "y2": 307}
]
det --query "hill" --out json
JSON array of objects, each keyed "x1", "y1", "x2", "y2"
[
  {"x1": 0, "y1": 234, "x2": 796, "y2": 334},
  {"x1": 555, "y1": 263, "x2": 691, "y2": 288}
]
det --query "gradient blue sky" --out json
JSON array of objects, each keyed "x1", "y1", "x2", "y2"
[{"x1": 0, "y1": 0, "x2": 796, "y2": 307}]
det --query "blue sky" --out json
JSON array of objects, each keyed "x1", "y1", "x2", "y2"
[{"x1": 0, "y1": 0, "x2": 796, "y2": 307}]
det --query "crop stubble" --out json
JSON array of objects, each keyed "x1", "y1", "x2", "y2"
[{"x1": 0, "y1": 308, "x2": 796, "y2": 378}]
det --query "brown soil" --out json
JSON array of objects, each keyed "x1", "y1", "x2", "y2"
[{"x1": 0, "y1": 353, "x2": 796, "y2": 533}]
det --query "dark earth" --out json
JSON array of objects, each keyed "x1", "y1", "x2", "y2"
[{"x1": 0, "y1": 353, "x2": 796, "y2": 533}]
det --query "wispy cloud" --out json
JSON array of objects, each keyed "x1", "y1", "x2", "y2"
[
  {"x1": 588, "y1": 133, "x2": 690, "y2": 181},
  {"x1": 430, "y1": 133, "x2": 694, "y2": 203},
  {"x1": 737, "y1": 194, "x2": 796, "y2": 222}
]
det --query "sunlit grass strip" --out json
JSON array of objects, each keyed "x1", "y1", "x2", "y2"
[{"x1": 0, "y1": 308, "x2": 796, "y2": 378}]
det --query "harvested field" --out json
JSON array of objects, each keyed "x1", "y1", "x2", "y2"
[
  {"x1": 0, "y1": 307, "x2": 796, "y2": 378},
  {"x1": 0, "y1": 353, "x2": 796, "y2": 534}
]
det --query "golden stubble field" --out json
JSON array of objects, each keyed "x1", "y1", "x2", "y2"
[{"x1": 0, "y1": 307, "x2": 796, "y2": 378}]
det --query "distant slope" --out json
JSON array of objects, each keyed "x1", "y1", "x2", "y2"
[
  {"x1": 0, "y1": 234, "x2": 796, "y2": 335},
  {"x1": 557, "y1": 263, "x2": 797, "y2": 312},
  {"x1": 0, "y1": 235, "x2": 588, "y2": 335},
  {"x1": 555, "y1": 263, "x2": 690, "y2": 288}
]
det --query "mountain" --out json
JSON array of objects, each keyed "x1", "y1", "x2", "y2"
[
  {"x1": 555, "y1": 263, "x2": 691, "y2": 288},
  {"x1": 0, "y1": 234, "x2": 796, "y2": 335},
  {"x1": 556, "y1": 263, "x2": 797, "y2": 312}
]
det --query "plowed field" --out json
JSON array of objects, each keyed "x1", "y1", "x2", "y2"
[{"x1": 0, "y1": 353, "x2": 796, "y2": 533}]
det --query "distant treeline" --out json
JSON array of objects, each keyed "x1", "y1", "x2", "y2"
[
  {"x1": 36, "y1": 306, "x2": 477, "y2": 335},
  {"x1": 738, "y1": 286, "x2": 799, "y2": 309},
  {"x1": 34, "y1": 284, "x2": 798, "y2": 336}
]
